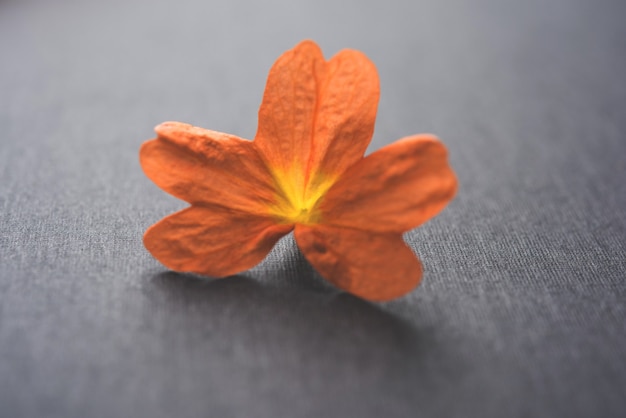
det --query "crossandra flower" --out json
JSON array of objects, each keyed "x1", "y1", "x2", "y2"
[{"x1": 140, "y1": 40, "x2": 457, "y2": 301}]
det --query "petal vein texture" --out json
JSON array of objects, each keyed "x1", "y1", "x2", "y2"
[{"x1": 140, "y1": 40, "x2": 457, "y2": 301}]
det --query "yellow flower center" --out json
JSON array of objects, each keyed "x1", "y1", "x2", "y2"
[{"x1": 269, "y1": 168, "x2": 336, "y2": 225}]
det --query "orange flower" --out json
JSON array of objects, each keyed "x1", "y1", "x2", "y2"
[{"x1": 140, "y1": 40, "x2": 457, "y2": 301}]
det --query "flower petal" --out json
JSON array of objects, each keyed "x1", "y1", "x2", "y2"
[
  {"x1": 144, "y1": 205, "x2": 293, "y2": 277},
  {"x1": 254, "y1": 40, "x2": 379, "y2": 192},
  {"x1": 140, "y1": 121, "x2": 278, "y2": 216},
  {"x1": 319, "y1": 135, "x2": 458, "y2": 233},
  {"x1": 294, "y1": 224, "x2": 422, "y2": 301}
]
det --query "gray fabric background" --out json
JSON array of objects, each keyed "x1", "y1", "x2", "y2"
[{"x1": 1, "y1": 0, "x2": 625, "y2": 417}]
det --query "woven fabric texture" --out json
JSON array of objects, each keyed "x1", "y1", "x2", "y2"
[{"x1": 1, "y1": 0, "x2": 625, "y2": 417}]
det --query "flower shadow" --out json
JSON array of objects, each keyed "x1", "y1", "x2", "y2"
[
  {"x1": 145, "y1": 269, "x2": 433, "y2": 390},
  {"x1": 147, "y1": 270, "x2": 420, "y2": 342},
  {"x1": 141, "y1": 265, "x2": 456, "y2": 414}
]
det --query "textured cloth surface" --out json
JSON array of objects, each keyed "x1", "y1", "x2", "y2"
[{"x1": 1, "y1": 0, "x2": 625, "y2": 417}]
